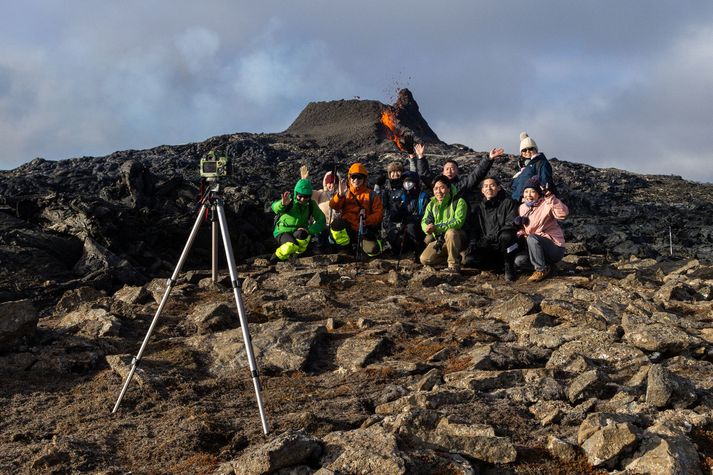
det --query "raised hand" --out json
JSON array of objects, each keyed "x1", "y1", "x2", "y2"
[
  {"x1": 414, "y1": 143, "x2": 425, "y2": 158},
  {"x1": 338, "y1": 178, "x2": 348, "y2": 196},
  {"x1": 489, "y1": 147, "x2": 505, "y2": 159},
  {"x1": 300, "y1": 165, "x2": 309, "y2": 179},
  {"x1": 281, "y1": 191, "x2": 292, "y2": 206}
]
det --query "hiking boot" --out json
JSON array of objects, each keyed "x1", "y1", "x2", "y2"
[
  {"x1": 445, "y1": 264, "x2": 461, "y2": 275},
  {"x1": 528, "y1": 267, "x2": 551, "y2": 282},
  {"x1": 269, "y1": 254, "x2": 279, "y2": 265},
  {"x1": 504, "y1": 260, "x2": 516, "y2": 282}
]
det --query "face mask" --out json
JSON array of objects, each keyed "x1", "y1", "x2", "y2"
[{"x1": 403, "y1": 181, "x2": 415, "y2": 191}]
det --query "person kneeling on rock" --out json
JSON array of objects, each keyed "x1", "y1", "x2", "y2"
[
  {"x1": 329, "y1": 163, "x2": 384, "y2": 258},
  {"x1": 270, "y1": 178, "x2": 326, "y2": 264},
  {"x1": 419, "y1": 175, "x2": 468, "y2": 274},
  {"x1": 512, "y1": 177, "x2": 568, "y2": 282}
]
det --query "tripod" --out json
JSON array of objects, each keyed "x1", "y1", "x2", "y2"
[{"x1": 111, "y1": 180, "x2": 270, "y2": 435}]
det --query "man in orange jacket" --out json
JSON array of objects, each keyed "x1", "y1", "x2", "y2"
[{"x1": 329, "y1": 163, "x2": 384, "y2": 257}]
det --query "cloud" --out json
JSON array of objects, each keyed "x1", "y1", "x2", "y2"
[{"x1": 0, "y1": 1, "x2": 712, "y2": 183}]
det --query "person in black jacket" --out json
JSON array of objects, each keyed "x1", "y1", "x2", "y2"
[
  {"x1": 409, "y1": 144, "x2": 505, "y2": 266},
  {"x1": 473, "y1": 177, "x2": 519, "y2": 281},
  {"x1": 382, "y1": 171, "x2": 429, "y2": 261}
]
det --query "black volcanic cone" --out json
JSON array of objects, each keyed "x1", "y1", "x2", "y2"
[
  {"x1": 283, "y1": 89, "x2": 443, "y2": 154},
  {"x1": 391, "y1": 88, "x2": 441, "y2": 145}
]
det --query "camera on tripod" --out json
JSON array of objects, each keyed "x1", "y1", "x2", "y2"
[{"x1": 200, "y1": 150, "x2": 231, "y2": 178}]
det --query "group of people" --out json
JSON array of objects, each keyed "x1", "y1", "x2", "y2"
[{"x1": 268, "y1": 131, "x2": 569, "y2": 283}]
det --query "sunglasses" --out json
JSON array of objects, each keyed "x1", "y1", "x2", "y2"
[
  {"x1": 350, "y1": 174, "x2": 366, "y2": 180},
  {"x1": 521, "y1": 148, "x2": 537, "y2": 153},
  {"x1": 295, "y1": 193, "x2": 310, "y2": 199}
]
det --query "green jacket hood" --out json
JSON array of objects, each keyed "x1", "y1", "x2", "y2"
[{"x1": 294, "y1": 179, "x2": 313, "y2": 198}]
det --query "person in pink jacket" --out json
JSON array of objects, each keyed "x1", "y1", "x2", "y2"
[{"x1": 513, "y1": 178, "x2": 569, "y2": 282}]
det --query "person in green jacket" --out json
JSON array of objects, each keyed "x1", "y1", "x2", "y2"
[
  {"x1": 270, "y1": 178, "x2": 326, "y2": 263},
  {"x1": 420, "y1": 175, "x2": 468, "y2": 273}
]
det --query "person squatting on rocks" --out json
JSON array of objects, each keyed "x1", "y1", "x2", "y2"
[
  {"x1": 420, "y1": 175, "x2": 468, "y2": 273},
  {"x1": 472, "y1": 177, "x2": 519, "y2": 281},
  {"x1": 513, "y1": 178, "x2": 569, "y2": 282},
  {"x1": 301, "y1": 165, "x2": 340, "y2": 251},
  {"x1": 382, "y1": 170, "x2": 429, "y2": 261},
  {"x1": 511, "y1": 132, "x2": 554, "y2": 202},
  {"x1": 329, "y1": 163, "x2": 384, "y2": 257},
  {"x1": 415, "y1": 146, "x2": 504, "y2": 267},
  {"x1": 270, "y1": 178, "x2": 326, "y2": 263}
]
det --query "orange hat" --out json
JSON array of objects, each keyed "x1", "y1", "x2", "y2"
[{"x1": 348, "y1": 163, "x2": 368, "y2": 177}]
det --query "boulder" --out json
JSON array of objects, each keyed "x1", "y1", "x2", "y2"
[
  {"x1": 232, "y1": 430, "x2": 322, "y2": 475},
  {"x1": 185, "y1": 319, "x2": 327, "y2": 375},
  {"x1": 188, "y1": 302, "x2": 237, "y2": 334},
  {"x1": 645, "y1": 364, "x2": 697, "y2": 409},
  {"x1": 580, "y1": 419, "x2": 640, "y2": 468},
  {"x1": 335, "y1": 331, "x2": 390, "y2": 370},
  {"x1": 59, "y1": 306, "x2": 122, "y2": 338},
  {"x1": 321, "y1": 425, "x2": 409, "y2": 475},
  {"x1": 0, "y1": 299, "x2": 38, "y2": 350}
]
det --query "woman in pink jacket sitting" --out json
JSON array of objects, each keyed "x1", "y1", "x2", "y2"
[{"x1": 513, "y1": 178, "x2": 569, "y2": 282}]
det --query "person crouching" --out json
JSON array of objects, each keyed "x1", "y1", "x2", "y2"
[
  {"x1": 513, "y1": 178, "x2": 568, "y2": 282},
  {"x1": 420, "y1": 175, "x2": 468, "y2": 273},
  {"x1": 270, "y1": 178, "x2": 326, "y2": 263},
  {"x1": 329, "y1": 163, "x2": 384, "y2": 257}
]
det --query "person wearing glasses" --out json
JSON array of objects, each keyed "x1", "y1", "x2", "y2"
[
  {"x1": 511, "y1": 132, "x2": 554, "y2": 202},
  {"x1": 329, "y1": 163, "x2": 384, "y2": 257},
  {"x1": 270, "y1": 178, "x2": 326, "y2": 263}
]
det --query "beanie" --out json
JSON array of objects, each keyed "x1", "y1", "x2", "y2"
[
  {"x1": 387, "y1": 161, "x2": 404, "y2": 174},
  {"x1": 294, "y1": 179, "x2": 313, "y2": 196},
  {"x1": 522, "y1": 177, "x2": 543, "y2": 196},
  {"x1": 519, "y1": 132, "x2": 538, "y2": 152}
]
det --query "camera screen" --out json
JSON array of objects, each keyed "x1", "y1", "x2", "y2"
[{"x1": 203, "y1": 161, "x2": 217, "y2": 173}]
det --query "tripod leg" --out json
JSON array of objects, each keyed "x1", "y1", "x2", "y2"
[
  {"x1": 215, "y1": 201, "x2": 270, "y2": 435},
  {"x1": 112, "y1": 203, "x2": 208, "y2": 414},
  {"x1": 212, "y1": 217, "x2": 219, "y2": 282}
]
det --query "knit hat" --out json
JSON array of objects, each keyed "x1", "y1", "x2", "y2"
[
  {"x1": 294, "y1": 179, "x2": 313, "y2": 196},
  {"x1": 387, "y1": 161, "x2": 404, "y2": 174},
  {"x1": 522, "y1": 177, "x2": 543, "y2": 196},
  {"x1": 519, "y1": 132, "x2": 538, "y2": 152}
]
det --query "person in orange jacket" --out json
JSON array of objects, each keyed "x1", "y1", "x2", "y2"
[{"x1": 329, "y1": 163, "x2": 384, "y2": 257}]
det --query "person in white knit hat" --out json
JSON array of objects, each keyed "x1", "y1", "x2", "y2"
[{"x1": 510, "y1": 132, "x2": 554, "y2": 202}]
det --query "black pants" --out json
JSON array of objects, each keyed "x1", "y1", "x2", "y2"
[
  {"x1": 471, "y1": 230, "x2": 517, "y2": 270},
  {"x1": 385, "y1": 222, "x2": 425, "y2": 257}
]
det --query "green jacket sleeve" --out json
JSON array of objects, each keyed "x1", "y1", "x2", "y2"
[
  {"x1": 421, "y1": 201, "x2": 435, "y2": 234},
  {"x1": 272, "y1": 199, "x2": 287, "y2": 214},
  {"x1": 307, "y1": 200, "x2": 326, "y2": 235}
]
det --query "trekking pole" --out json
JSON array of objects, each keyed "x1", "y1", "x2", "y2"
[
  {"x1": 395, "y1": 222, "x2": 407, "y2": 271},
  {"x1": 356, "y1": 213, "x2": 365, "y2": 260}
]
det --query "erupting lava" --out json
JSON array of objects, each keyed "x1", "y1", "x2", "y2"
[{"x1": 380, "y1": 109, "x2": 405, "y2": 151}]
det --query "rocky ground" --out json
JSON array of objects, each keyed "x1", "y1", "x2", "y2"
[
  {"x1": 2, "y1": 89, "x2": 713, "y2": 473},
  {"x1": 2, "y1": 252, "x2": 713, "y2": 474}
]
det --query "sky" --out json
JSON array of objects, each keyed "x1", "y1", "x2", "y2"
[{"x1": 2, "y1": 1, "x2": 713, "y2": 182}]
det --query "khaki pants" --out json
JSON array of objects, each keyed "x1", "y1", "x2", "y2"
[{"x1": 420, "y1": 229, "x2": 466, "y2": 267}]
